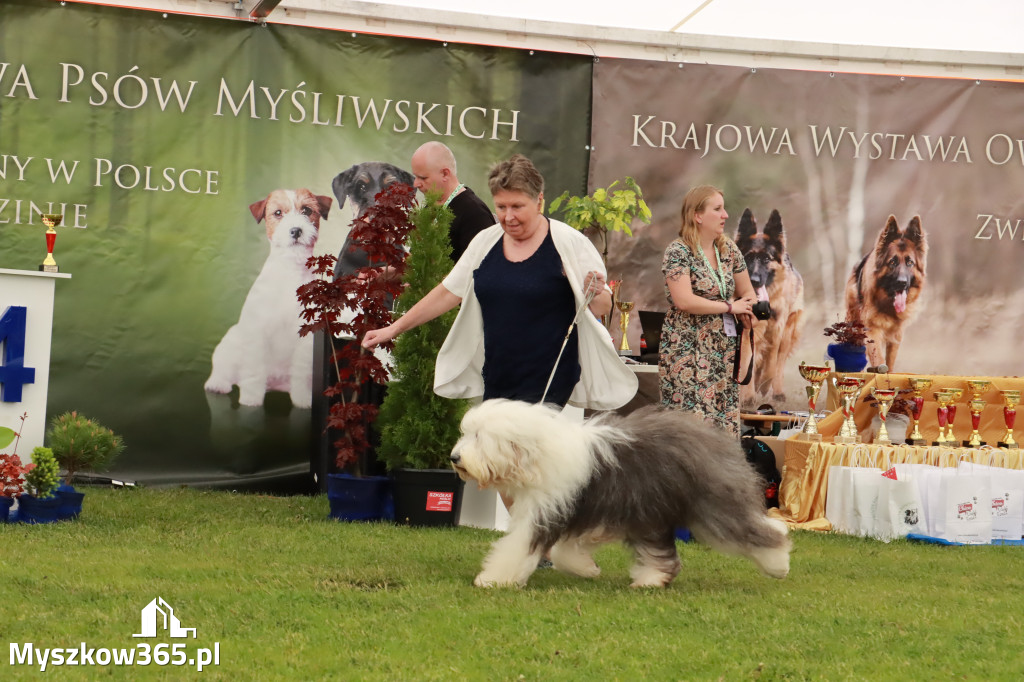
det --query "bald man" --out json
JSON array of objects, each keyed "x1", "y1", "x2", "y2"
[{"x1": 410, "y1": 141, "x2": 495, "y2": 262}]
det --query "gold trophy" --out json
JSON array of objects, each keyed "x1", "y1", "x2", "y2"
[
  {"x1": 931, "y1": 391, "x2": 954, "y2": 446},
  {"x1": 998, "y1": 389, "x2": 1020, "y2": 449},
  {"x1": 942, "y1": 387, "x2": 964, "y2": 445},
  {"x1": 965, "y1": 398, "x2": 987, "y2": 447},
  {"x1": 966, "y1": 379, "x2": 991, "y2": 401},
  {"x1": 870, "y1": 387, "x2": 898, "y2": 446},
  {"x1": 905, "y1": 377, "x2": 933, "y2": 445},
  {"x1": 40, "y1": 213, "x2": 63, "y2": 273},
  {"x1": 616, "y1": 298, "x2": 635, "y2": 356},
  {"x1": 797, "y1": 362, "x2": 830, "y2": 441},
  {"x1": 832, "y1": 375, "x2": 865, "y2": 444}
]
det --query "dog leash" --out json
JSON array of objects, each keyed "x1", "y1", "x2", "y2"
[{"x1": 540, "y1": 286, "x2": 597, "y2": 404}]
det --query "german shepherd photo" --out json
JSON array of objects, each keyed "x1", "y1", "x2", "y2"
[
  {"x1": 735, "y1": 209, "x2": 805, "y2": 404},
  {"x1": 844, "y1": 215, "x2": 927, "y2": 370}
]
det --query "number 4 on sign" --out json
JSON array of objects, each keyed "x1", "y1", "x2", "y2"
[{"x1": 0, "y1": 306, "x2": 36, "y2": 402}]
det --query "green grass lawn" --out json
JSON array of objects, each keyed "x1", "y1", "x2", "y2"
[{"x1": 3, "y1": 487, "x2": 1023, "y2": 681}]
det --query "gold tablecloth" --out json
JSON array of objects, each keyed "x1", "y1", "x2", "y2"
[{"x1": 770, "y1": 373, "x2": 1024, "y2": 530}]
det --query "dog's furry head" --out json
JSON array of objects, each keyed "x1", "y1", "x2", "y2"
[
  {"x1": 735, "y1": 208, "x2": 789, "y2": 295},
  {"x1": 870, "y1": 215, "x2": 927, "y2": 315},
  {"x1": 331, "y1": 162, "x2": 415, "y2": 217},
  {"x1": 450, "y1": 399, "x2": 620, "y2": 493},
  {"x1": 249, "y1": 188, "x2": 332, "y2": 252}
]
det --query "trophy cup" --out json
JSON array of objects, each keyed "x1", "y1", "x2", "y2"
[
  {"x1": 931, "y1": 391, "x2": 953, "y2": 446},
  {"x1": 796, "y1": 362, "x2": 831, "y2": 441},
  {"x1": 965, "y1": 398, "x2": 987, "y2": 447},
  {"x1": 616, "y1": 298, "x2": 635, "y2": 356},
  {"x1": 870, "y1": 387, "x2": 898, "y2": 446},
  {"x1": 942, "y1": 387, "x2": 964, "y2": 445},
  {"x1": 40, "y1": 213, "x2": 63, "y2": 273},
  {"x1": 905, "y1": 377, "x2": 933, "y2": 445},
  {"x1": 998, "y1": 389, "x2": 1020, "y2": 449},
  {"x1": 832, "y1": 375, "x2": 865, "y2": 444},
  {"x1": 966, "y1": 379, "x2": 991, "y2": 401}
]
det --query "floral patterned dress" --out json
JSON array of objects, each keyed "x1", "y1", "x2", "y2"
[{"x1": 660, "y1": 238, "x2": 747, "y2": 437}]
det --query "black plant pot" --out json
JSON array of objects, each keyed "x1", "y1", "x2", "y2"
[{"x1": 392, "y1": 468, "x2": 465, "y2": 527}]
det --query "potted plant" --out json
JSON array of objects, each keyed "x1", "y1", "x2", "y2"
[
  {"x1": 376, "y1": 192, "x2": 469, "y2": 527},
  {"x1": 46, "y1": 411, "x2": 125, "y2": 520},
  {"x1": 296, "y1": 181, "x2": 416, "y2": 521},
  {"x1": 548, "y1": 176, "x2": 653, "y2": 266},
  {"x1": 824, "y1": 320, "x2": 873, "y2": 372},
  {"x1": 548, "y1": 177, "x2": 651, "y2": 329},
  {"x1": 0, "y1": 413, "x2": 28, "y2": 522},
  {"x1": 19, "y1": 446, "x2": 61, "y2": 524}
]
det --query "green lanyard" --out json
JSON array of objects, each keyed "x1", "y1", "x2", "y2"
[
  {"x1": 442, "y1": 183, "x2": 465, "y2": 209},
  {"x1": 700, "y1": 244, "x2": 728, "y2": 301}
]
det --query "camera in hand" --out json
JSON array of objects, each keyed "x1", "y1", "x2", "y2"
[{"x1": 752, "y1": 300, "x2": 772, "y2": 321}]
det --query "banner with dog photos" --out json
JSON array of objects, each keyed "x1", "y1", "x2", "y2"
[
  {"x1": 590, "y1": 58, "x2": 1024, "y2": 410},
  {"x1": 0, "y1": 0, "x2": 592, "y2": 487}
]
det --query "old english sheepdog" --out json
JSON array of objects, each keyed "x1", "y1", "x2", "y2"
[{"x1": 450, "y1": 400, "x2": 791, "y2": 588}]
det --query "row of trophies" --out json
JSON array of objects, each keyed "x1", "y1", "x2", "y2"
[{"x1": 797, "y1": 363, "x2": 1020, "y2": 449}]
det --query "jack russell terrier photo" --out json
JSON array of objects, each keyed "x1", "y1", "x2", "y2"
[{"x1": 204, "y1": 188, "x2": 332, "y2": 408}]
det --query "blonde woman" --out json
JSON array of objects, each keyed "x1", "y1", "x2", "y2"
[{"x1": 660, "y1": 185, "x2": 757, "y2": 436}]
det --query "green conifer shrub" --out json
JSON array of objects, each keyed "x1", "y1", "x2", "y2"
[{"x1": 377, "y1": 193, "x2": 469, "y2": 470}]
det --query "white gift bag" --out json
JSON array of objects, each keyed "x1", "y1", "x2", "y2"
[
  {"x1": 931, "y1": 467, "x2": 992, "y2": 545},
  {"x1": 872, "y1": 468, "x2": 926, "y2": 542},
  {"x1": 990, "y1": 489, "x2": 1024, "y2": 541},
  {"x1": 850, "y1": 467, "x2": 885, "y2": 537},
  {"x1": 956, "y1": 461, "x2": 1024, "y2": 541},
  {"x1": 825, "y1": 447, "x2": 877, "y2": 535}
]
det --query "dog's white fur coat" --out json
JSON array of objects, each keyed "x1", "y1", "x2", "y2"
[
  {"x1": 205, "y1": 188, "x2": 331, "y2": 408},
  {"x1": 450, "y1": 400, "x2": 791, "y2": 588}
]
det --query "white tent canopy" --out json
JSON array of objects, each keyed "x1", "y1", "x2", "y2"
[{"x1": 85, "y1": 0, "x2": 1023, "y2": 80}]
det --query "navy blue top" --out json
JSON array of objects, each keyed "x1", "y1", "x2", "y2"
[{"x1": 473, "y1": 224, "x2": 580, "y2": 406}]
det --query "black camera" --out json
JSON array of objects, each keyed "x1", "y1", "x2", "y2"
[{"x1": 752, "y1": 300, "x2": 772, "y2": 321}]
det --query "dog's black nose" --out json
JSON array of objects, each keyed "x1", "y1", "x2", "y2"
[
  {"x1": 450, "y1": 453, "x2": 461, "y2": 465},
  {"x1": 290, "y1": 227, "x2": 302, "y2": 241}
]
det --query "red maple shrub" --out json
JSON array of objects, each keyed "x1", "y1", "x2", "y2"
[{"x1": 296, "y1": 182, "x2": 416, "y2": 472}]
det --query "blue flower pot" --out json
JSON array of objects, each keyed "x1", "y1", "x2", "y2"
[
  {"x1": 0, "y1": 496, "x2": 14, "y2": 523},
  {"x1": 326, "y1": 473, "x2": 393, "y2": 522},
  {"x1": 56, "y1": 484, "x2": 86, "y2": 521},
  {"x1": 827, "y1": 343, "x2": 868, "y2": 373},
  {"x1": 17, "y1": 494, "x2": 61, "y2": 524}
]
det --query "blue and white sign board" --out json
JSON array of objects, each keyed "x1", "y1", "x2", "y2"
[{"x1": 0, "y1": 268, "x2": 70, "y2": 463}]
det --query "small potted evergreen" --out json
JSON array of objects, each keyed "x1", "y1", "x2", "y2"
[
  {"x1": 47, "y1": 411, "x2": 125, "y2": 520},
  {"x1": 376, "y1": 192, "x2": 469, "y2": 527},
  {"x1": 296, "y1": 181, "x2": 416, "y2": 521},
  {"x1": 824, "y1": 320, "x2": 873, "y2": 372},
  {"x1": 19, "y1": 446, "x2": 61, "y2": 524}
]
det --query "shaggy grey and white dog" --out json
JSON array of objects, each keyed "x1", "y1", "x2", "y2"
[{"x1": 450, "y1": 399, "x2": 792, "y2": 588}]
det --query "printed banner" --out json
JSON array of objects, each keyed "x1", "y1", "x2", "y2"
[
  {"x1": 0, "y1": 0, "x2": 591, "y2": 487},
  {"x1": 591, "y1": 58, "x2": 1024, "y2": 408}
]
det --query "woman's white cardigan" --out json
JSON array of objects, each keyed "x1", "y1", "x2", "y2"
[{"x1": 434, "y1": 219, "x2": 638, "y2": 410}]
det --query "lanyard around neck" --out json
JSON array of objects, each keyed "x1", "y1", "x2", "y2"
[
  {"x1": 441, "y1": 183, "x2": 465, "y2": 209},
  {"x1": 700, "y1": 243, "x2": 728, "y2": 300}
]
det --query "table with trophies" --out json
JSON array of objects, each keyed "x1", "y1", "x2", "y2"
[{"x1": 770, "y1": 365, "x2": 1024, "y2": 530}]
